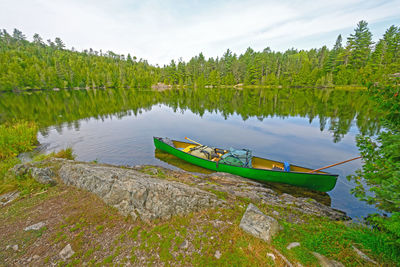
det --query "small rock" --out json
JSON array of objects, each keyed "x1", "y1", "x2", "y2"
[
  {"x1": 312, "y1": 252, "x2": 344, "y2": 267},
  {"x1": 272, "y1": 248, "x2": 294, "y2": 267},
  {"x1": 24, "y1": 222, "x2": 46, "y2": 231},
  {"x1": 212, "y1": 220, "x2": 224, "y2": 228},
  {"x1": 59, "y1": 244, "x2": 74, "y2": 260},
  {"x1": 352, "y1": 245, "x2": 377, "y2": 265},
  {"x1": 214, "y1": 250, "x2": 221, "y2": 259},
  {"x1": 11, "y1": 164, "x2": 29, "y2": 176},
  {"x1": 272, "y1": 210, "x2": 280, "y2": 217},
  {"x1": 17, "y1": 152, "x2": 34, "y2": 163},
  {"x1": 239, "y1": 203, "x2": 280, "y2": 242},
  {"x1": 267, "y1": 252, "x2": 276, "y2": 261},
  {"x1": 179, "y1": 240, "x2": 189, "y2": 249},
  {"x1": 12, "y1": 244, "x2": 18, "y2": 251},
  {"x1": 0, "y1": 191, "x2": 20, "y2": 206},
  {"x1": 148, "y1": 168, "x2": 159, "y2": 175},
  {"x1": 30, "y1": 167, "x2": 57, "y2": 185},
  {"x1": 32, "y1": 255, "x2": 40, "y2": 260},
  {"x1": 287, "y1": 242, "x2": 300, "y2": 250}
]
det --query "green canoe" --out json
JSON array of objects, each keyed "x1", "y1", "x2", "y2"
[{"x1": 153, "y1": 137, "x2": 338, "y2": 192}]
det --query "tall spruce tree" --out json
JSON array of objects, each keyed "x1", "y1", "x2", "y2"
[
  {"x1": 347, "y1": 20, "x2": 373, "y2": 69},
  {"x1": 324, "y1": 35, "x2": 343, "y2": 73}
]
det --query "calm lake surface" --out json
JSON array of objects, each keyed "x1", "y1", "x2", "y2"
[{"x1": 0, "y1": 87, "x2": 382, "y2": 218}]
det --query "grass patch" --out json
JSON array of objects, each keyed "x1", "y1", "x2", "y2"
[
  {"x1": 0, "y1": 121, "x2": 38, "y2": 160},
  {"x1": 347, "y1": 223, "x2": 400, "y2": 264},
  {"x1": 273, "y1": 214, "x2": 399, "y2": 266},
  {"x1": 205, "y1": 188, "x2": 228, "y2": 200},
  {"x1": 140, "y1": 166, "x2": 166, "y2": 178},
  {"x1": 52, "y1": 148, "x2": 75, "y2": 160},
  {"x1": 0, "y1": 121, "x2": 43, "y2": 195},
  {"x1": 33, "y1": 147, "x2": 76, "y2": 162},
  {"x1": 95, "y1": 225, "x2": 104, "y2": 234}
]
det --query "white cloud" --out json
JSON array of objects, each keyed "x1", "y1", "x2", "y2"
[{"x1": 1, "y1": 0, "x2": 399, "y2": 65}]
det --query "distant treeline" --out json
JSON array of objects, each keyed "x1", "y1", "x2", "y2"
[{"x1": 0, "y1": 20, "x2": 399, "y2": 90}]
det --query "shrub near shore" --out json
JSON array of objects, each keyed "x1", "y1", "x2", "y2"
[{"x1": 0, "y1": 121, "x2": 40, "y2": 194}]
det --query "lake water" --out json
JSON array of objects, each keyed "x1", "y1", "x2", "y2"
[{"x1": 0, "y1": 87, "x2": 382, "y2": 218}]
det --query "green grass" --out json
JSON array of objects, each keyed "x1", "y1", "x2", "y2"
[
  {"x1": 273, "y1": 214, "x2": 399, "y2": 266},
  {"x1": 0, "y1": 121, "x2": 38, "y2": 160},
  {"x1": 140, "y1": 166, "x2": 167, "y2": 178},
  {"x1": 0, "y1": 121, "x2": 50, "y2": 195},
  {"x1": 347, "y1": 222, "x2": 400, "y2": 264},
  {"x1": 205, "y1": 188, "x2": 228, "y2": 200},
  {"x1": 32, "y1": 147, "x2": 76, "y2": 162},
  {"x1": 0, "y1": 120, "x2": 75, "y2": 195}
]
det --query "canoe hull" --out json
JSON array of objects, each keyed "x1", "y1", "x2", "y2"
[{"x1": 153, "y1": 137, "x2": 338, "y2": 192}]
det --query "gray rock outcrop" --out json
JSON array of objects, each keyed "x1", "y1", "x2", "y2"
[
  {"x1": 12, "y1": 158, "x2": 349, "y2": 224},
  {"x1": 239, "y1": 203, "x2": 279, "y2": 242},
  {"x1": 58, "y1": 162, "x2": 224, "y2": 221}
]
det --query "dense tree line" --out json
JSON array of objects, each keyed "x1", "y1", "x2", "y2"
[
  {"x1": 1, "y1": 21, "x2": 399, "y2": 90},
  {"x1": 160, "y1": 21, "x2": 400, "y2": 87},
  {"x1": 0, "y1": 29, "x2": 159, "y2": 90}
]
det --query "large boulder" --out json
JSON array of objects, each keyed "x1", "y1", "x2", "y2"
[
  {"x1": 239, "y1": 203, "x2": 280, "y2": 242},
  {"x1": 58, "y1": 162, "x2": 224, "y2": 221}
]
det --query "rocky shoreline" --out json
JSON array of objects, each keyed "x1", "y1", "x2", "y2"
[
  {"x1": 1, "y1": 158, "x2": 381, "y2": 266},
  {"x1": 11, "y1": 158, "x2": 349, "y2": 222}
]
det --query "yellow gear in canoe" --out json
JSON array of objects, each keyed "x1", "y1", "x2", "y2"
[{"x1": 182, "y1": 145, "x2": 198, "y2": 153}]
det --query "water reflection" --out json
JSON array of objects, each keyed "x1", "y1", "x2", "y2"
[
  {"x1": 155, "y1": 149, "x2": 214, "y2": 174},
  {"x1": 0, "y1": 87, "x2": 380, "y2": 142}
]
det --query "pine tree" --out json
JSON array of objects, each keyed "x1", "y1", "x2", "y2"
[
  {"x1": 324, "y1": 35, "x2": 342, "y2": 73},
  {"x1": 12, "y1": 28, "x2": 26, "y2": 41},
  {"x1": 33, "y1": 33, "x2": 44, "y2": 46}
]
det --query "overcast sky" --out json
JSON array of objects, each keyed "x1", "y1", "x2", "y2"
[{"x1": 1, "y1": 0, "x2": 399, "y2": 65}]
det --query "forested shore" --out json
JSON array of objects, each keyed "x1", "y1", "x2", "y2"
[{"x1": 1, "y1": 20, "x2": 399, "y2": 91}]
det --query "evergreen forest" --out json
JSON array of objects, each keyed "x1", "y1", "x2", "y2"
[{"x1": 1, "y1": 20, "x2": 400, "y2": 91}]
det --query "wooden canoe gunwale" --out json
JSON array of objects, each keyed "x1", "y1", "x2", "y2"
[{"x1": 153, "y1": 137, "x2": 339, "y2": 192}]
